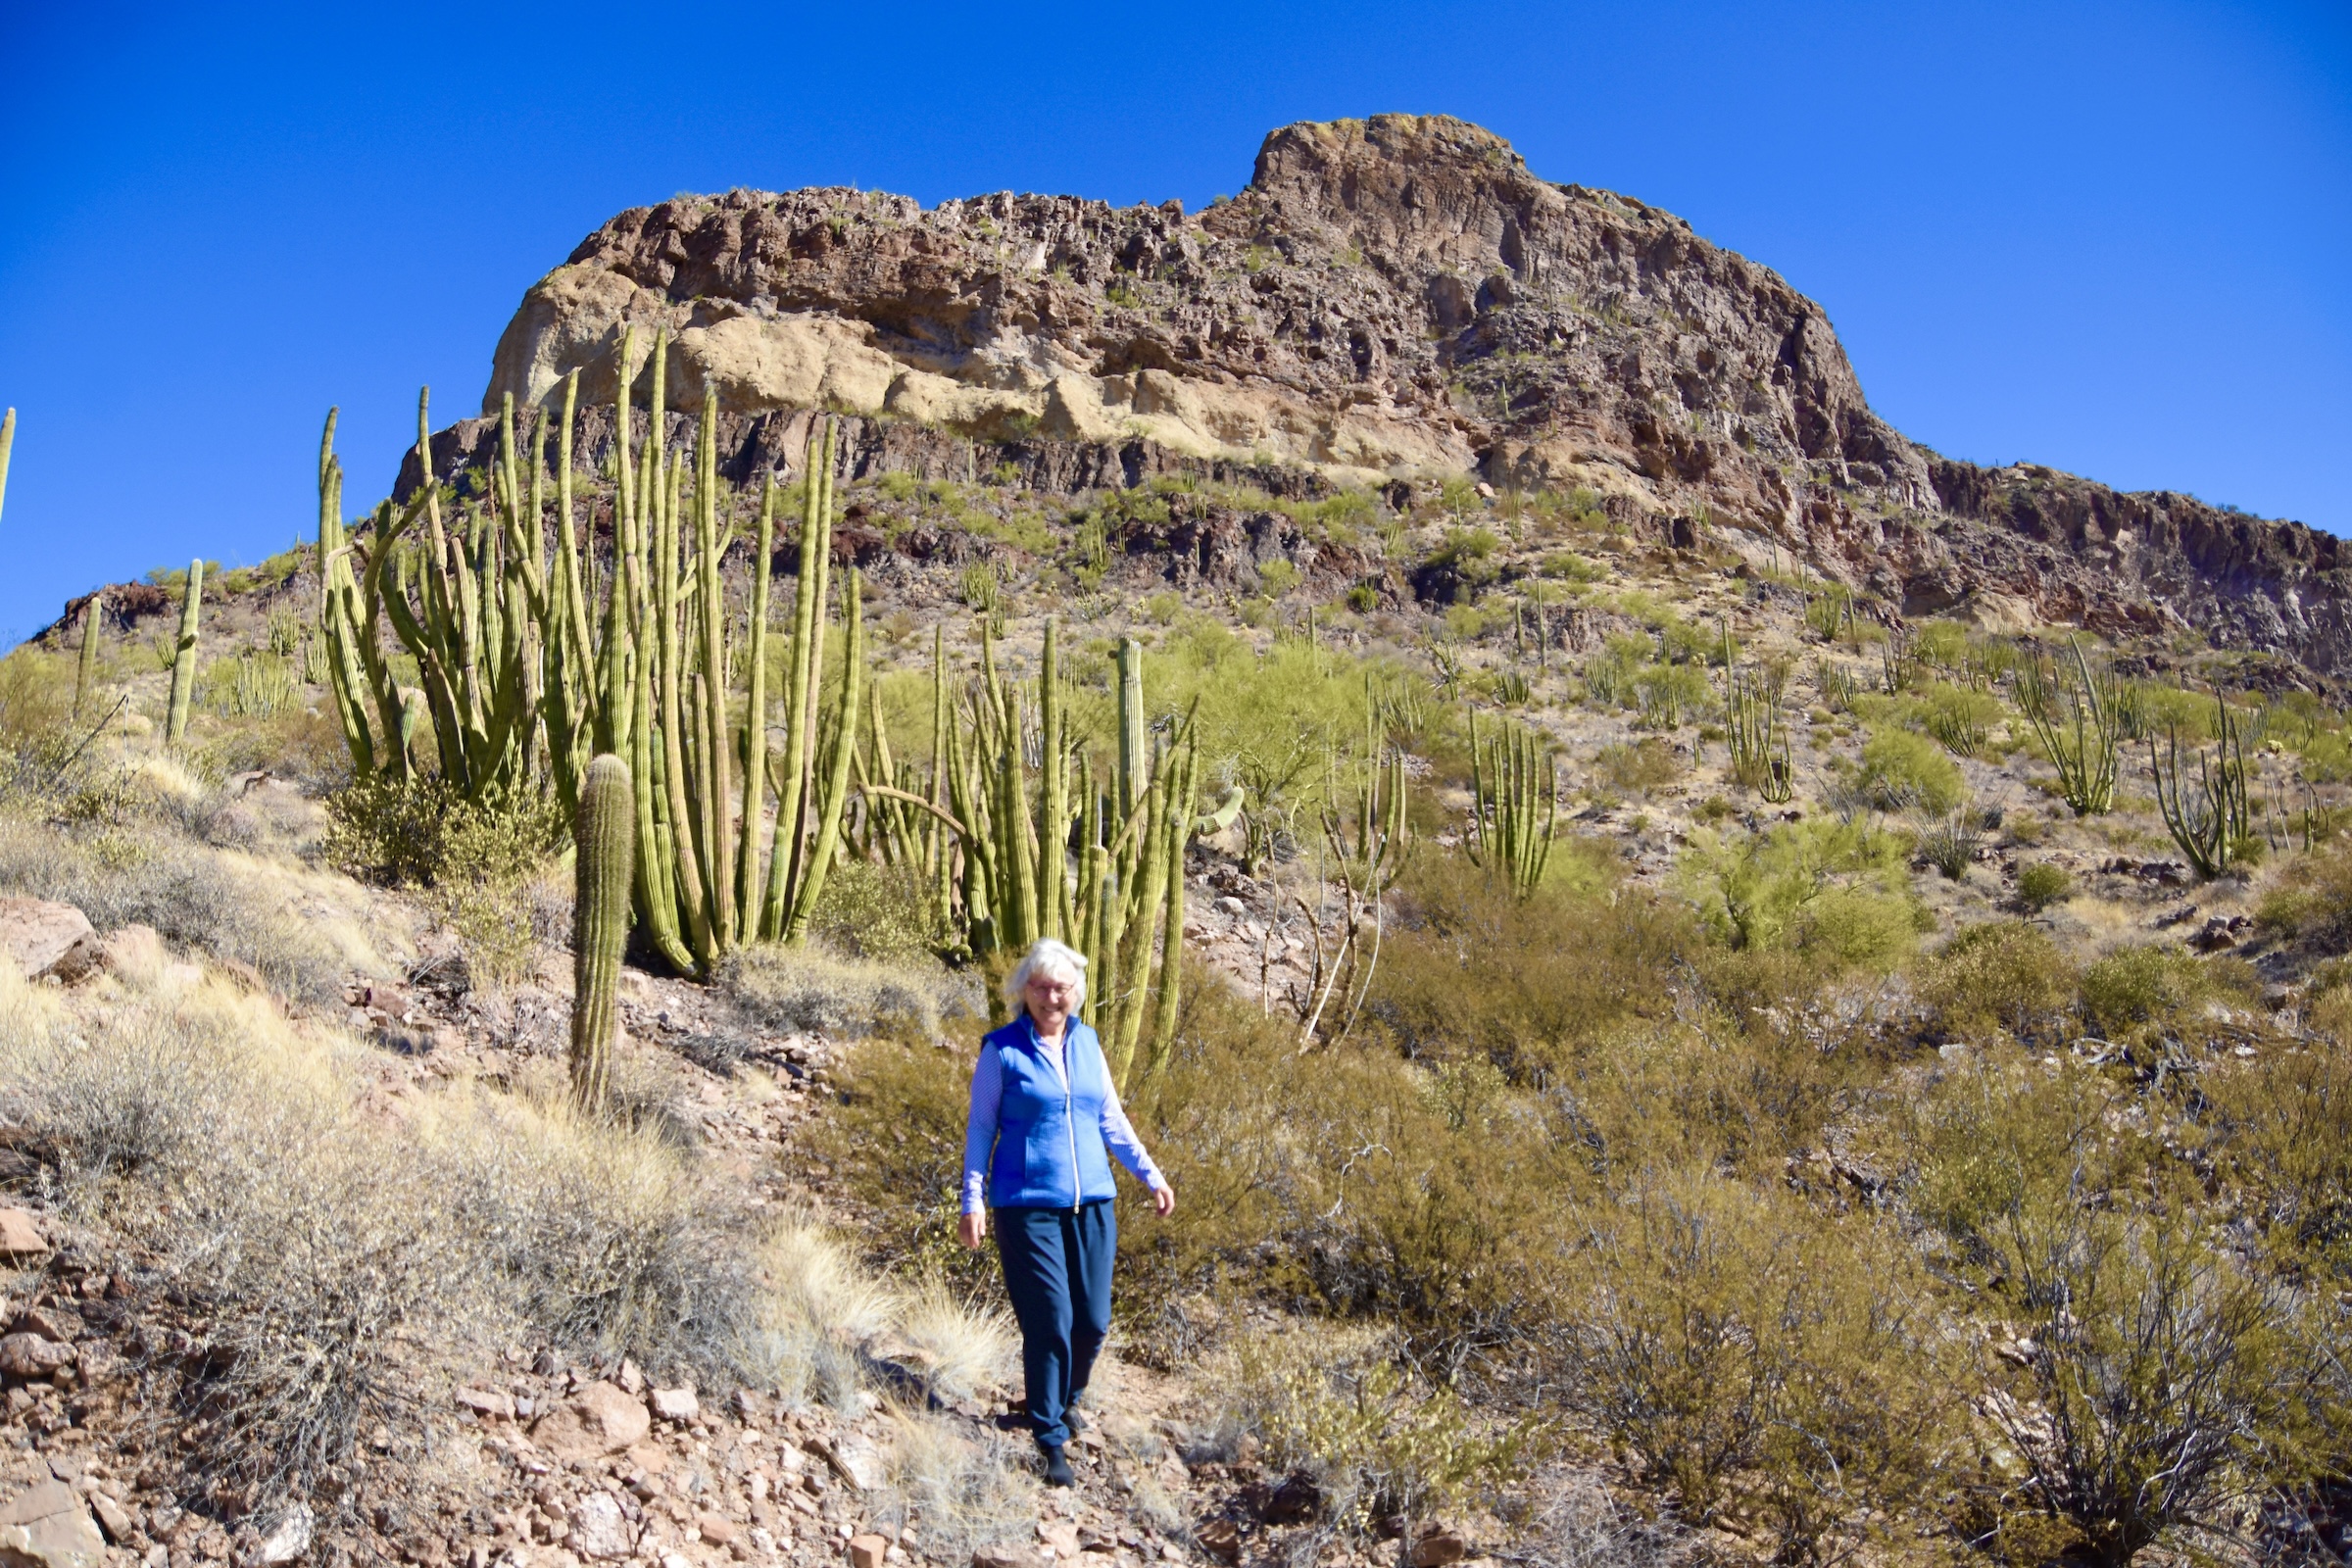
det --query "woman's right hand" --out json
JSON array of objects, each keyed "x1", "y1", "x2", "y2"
[{"x1": 958, "y1": 1211, "x2": 987, "y2": 1250}]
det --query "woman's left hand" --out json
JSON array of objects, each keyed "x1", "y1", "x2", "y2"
[{"x1": 1152, "y1": 1183, "x2": 1176, "y2": 1217}]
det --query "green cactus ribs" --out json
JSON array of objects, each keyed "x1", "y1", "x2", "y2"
[{"x1": 570, "y1": 754, "x2": 635, "y2": 1110}]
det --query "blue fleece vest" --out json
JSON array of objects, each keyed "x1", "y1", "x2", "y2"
[{"x1": 984, "y1": 1015, "x2": 1118, "y2": 1209}]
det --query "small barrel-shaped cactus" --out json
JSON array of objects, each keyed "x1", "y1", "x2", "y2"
[
  {"x1": 165, "y1": 560, "x2": 205, "y2": 745},
  {"x1": 570, "y1": 753, "x2": 636, "y2": 1110}
]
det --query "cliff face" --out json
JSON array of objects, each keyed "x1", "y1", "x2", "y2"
[{"x1": 480, "y1": 113, "x2": 2350, "y2": 677}]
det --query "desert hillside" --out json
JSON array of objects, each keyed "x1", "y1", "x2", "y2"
[{"x1": 3, "y1": 114, "x2": 2351, "y2": 1568}]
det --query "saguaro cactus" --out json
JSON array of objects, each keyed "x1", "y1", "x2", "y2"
[
  {"x1": 165, "y1": 561, "x2": 205, "y2": 745},
  {"x1": 74, "y1": 592, "x2": 103, "y2": 718},
  {"x1": 570, "y1": 754, "x2": 635, "y2": 1110}
]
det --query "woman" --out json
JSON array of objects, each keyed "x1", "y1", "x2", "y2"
[{"x1": 960, "y1": 938, "x2": 1176, "y2": 1487}]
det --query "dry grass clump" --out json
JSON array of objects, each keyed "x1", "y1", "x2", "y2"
[
  {"x1": 0, "y1": 961, "x2": 777, "y2": 1506},
  {"x1": 0, "y1": 811, "x2": 363, "y2": 1004},
  {"x1": 0, "y1": 966, "x2": 465, "y2": 1504},
  {"x1": 1209, "y1": 1318, "x2": 1534, "y2": 1538},
  {"x1": 720, "y1": 942, "x2": 981, "y2": 1043},
  {"x1": 746, "y1": 1218, "x2": 900, "y2": 1407},
  {"x1": 869, "y1": 1413, "x2": 1032, "y2": 1565},
  {"x1": 893, "y1": 1276, "x2": 1014, "y2": 1404},
  {"x1": 2257, "y1": 843, "x2": 2352, "y2": 951}
]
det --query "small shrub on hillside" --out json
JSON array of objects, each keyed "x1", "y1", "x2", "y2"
[
  {"x1": 2016, "y1": 859, "x2": 2073, "y2": 911},
  {"x1": 2204, "y1": 1046, "x2": 2352, "y2": 1283},
  {"x1": 1366, "y1": 856, "x2": 1693, "y2": 1081},
  {"x1": 2079, "y1": 944, "x2": 2219, "y2": 1039},
  {"x1": 1920, "y1": 923, "x2": 2077, "y2": 1042},
  {"x1": 1552, "y1": 1171, "x2": 1951, "y2": 1550},
  {"x1": 1857, "y1": 729, "x2": 1964, "y2": 813},
  {"x1": 804, "y1": 859, "x2": 950, "y2": 967},
  {"x1": 1221, "y1": 1321, "x2": 1536, "y2": 1532},
  {"x1": 1680, "y1": 817, "x2": 1916, "y2": 972},
  {"x1": 1592, "y1": 738, "x2": 1679, "y2": 801},
  {"x1": 722, "y1": 944, "x2": 981, "y2": 1044},
  {"x1": 1978, "y1": 1206, "x2": 2321, "y2": 1566},
  {"x1": 2257, "y1": 846, "x2": 2352, "y2": 950},
  {"x1": 321, "y1": 774, "x2": 458, "y2": 886},
  {"x1": 1913, "y1": 805, "x2": 1981, "y2": 879}
]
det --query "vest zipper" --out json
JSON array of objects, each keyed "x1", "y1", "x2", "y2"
[{"x1": 1065, "y1": 1031, "x2": 1081, "y2": 1212}]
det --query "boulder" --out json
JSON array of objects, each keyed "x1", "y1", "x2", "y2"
[
  {"x1": 846, "y1": 1535, "x2": 889, "y2": 1568},
  {"x1": 1409, "y1": 1529, "x2": 1468, "y2": 1568},
  {"x1": 0, "y1": 1209, "x2": 47, "y2": 1259},
  {"x1": 566, "y1": 1494, "x2": 633, "y2": 1562},
  {"x1": 530, "y1": 1382, "x2": 650, "y2": 1461},
  {"x1": 0, "y1": 1334, "x2": 75, "y2": 1380},
  {"x1": 0, "y1": 901, "x2": 101, "y2": 984},
  {"x1": 254, "y1": 1504, "x2": 313, "y2": 1565},
  {"x1": 0, "y1": 1479, "x2": 106, "y2": 1568}
]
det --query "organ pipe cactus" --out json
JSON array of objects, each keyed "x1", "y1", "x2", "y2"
[
  {"x1": 2018, "y1": 637, "x2": 2120, "y2": 815},
  {"x1": 165, "y1": 560, "x2": 204, "y2": 745},
  {"x1": 2151, "y1": 694, "x2": 2255, "y2": 880},
  {"x1": 570, "y1": 753, "x2": 635, "y2": 1110},
  {"x1": 1726, "y1": 666, "x2": 1794, "y2": 804},
  {"x1": 318, "y1": 336, "x2": 867, "y2": 977},
  {"x1": 1465, "y1": 710, "x2": 1555, "y2": 895}
]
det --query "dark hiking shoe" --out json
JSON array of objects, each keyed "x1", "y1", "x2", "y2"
[
  {"x1": 1065, "y1": 1406, "x2": 1088, "y2": 1437},
  {"x1": 1040, "y1": 1444, "x2": 1074, "y2": 1488}
]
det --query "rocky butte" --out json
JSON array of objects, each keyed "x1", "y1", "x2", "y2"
[{"x1": 459, "y1": 113, "x2": 2345, "y2": 677}]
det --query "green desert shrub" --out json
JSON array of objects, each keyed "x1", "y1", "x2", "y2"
[
  {"x1": 1362, "y1": 856, "x2": 1692, "y2": 1082},
  {"x1": 1919, "y1": 922, "x2": 2077, "y2": 1042},
  {"x1": 1592, "y1": 737, "x2": 1680, "y2": 800},
  {"x1": 2078, "y1": 944, "x2": 2235, "y2": 1039},
  {"x1": 1856, "y1": 728, "x2": 1964, "y2": 813},
  {"x1": 1679, "y1": 816, "x2": 1917, "y2": 973},
  {"x1": 2016, "y1": 859, "x2": 2074, "y2": 911},
  {"x1": 1550, "y1": 1170, "x2": 1952, "y2": 1550},
  {"x1": 2256, "y1": 844, "x2": 2352, "y2": 949}
]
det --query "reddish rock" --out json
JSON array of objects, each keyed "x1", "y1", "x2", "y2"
[
  {"x1": 0, "y1": 1209, "x2": 47, "y2": 1259},
  {"x1": 846, "y1": 1534, "x2": 889, "y2": 1568},
  {"x1": 530, "y1": 1381, "x2": 651, "y2": 1461},
  {"x1": 0, "y1": 900, "x2": 101, "y2": 984},
  {"x1": 0, "y1": 1479, "x2": 106, "y2": 1568}
]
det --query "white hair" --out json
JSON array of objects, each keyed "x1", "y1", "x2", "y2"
[{"x1": 1004, "y1": 938, "x2": 1088, "y2": 1015}]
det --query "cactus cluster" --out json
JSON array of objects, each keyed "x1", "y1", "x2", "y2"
[
  {"x1": 1725, "y1": 666, "x2": 1793, "y2": 804},
  {"x1": 1465, "y1": 710, "x2": 1555, "y2": 895},
  {"x1": 2018, "y1": 637, "x2": 2120, "y2": 816},
  {"x1": 2151, "y1": 694, "x2": 2255, "y2": 879},
  {"x1": 317, "y1": 331, "x2": 867, "y2": 975}
]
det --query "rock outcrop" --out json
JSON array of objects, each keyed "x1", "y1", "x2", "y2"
[{"x1": 454, "y1": 114, "x2": 2341, "y2": 678}]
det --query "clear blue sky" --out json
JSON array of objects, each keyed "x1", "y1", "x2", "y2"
[{"x1": 1, "y1": 1, "x2": 2346, "y2": 644}]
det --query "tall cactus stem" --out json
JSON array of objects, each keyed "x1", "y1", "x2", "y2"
[
  {"x1": 165, "y1": 560, "x2": 205, "y2": 745},
  {"x1": 570, "y1": 754, "x2": 636, "y2": 1111},
  {"x1": 74, "y1": 592, "x2": 103, "y2": 719}
]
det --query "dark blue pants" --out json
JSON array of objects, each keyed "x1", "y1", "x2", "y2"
[{"x1": 994, "y1": 1200, "x2": 1115, "y2": 1447}]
